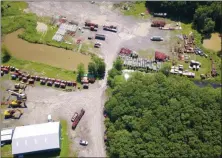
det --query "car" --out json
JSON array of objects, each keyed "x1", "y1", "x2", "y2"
[
  {"x1": 1, "y1": 143, "x2": 5, "y2": 147},
  {"x1": 80, "y1": 140, "x2": 88, "y2": 146}
]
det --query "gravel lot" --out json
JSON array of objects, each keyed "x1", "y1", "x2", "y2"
[{"x1": 2, "y1": 2, "x2": 176, "y2": 157}]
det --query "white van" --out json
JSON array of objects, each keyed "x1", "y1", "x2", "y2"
[{"x1": 48, "y1": 115, "x2": 52, "y2": 122}]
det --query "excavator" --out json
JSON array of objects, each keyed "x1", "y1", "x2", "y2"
[
  {"x1": 8, "y1": 100, "x2": 26, "y2": 108},
  {"x1": 6, "y1": 89, "x2": 27, "y2": 101},
  {"x1": 4, "y1": 109, "x2": 23, "y2": 119}
]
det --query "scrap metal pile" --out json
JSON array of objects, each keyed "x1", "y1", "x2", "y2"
[
  {"x1": 183, "y1": 34, "x2": 195, "y2": 53},
  {"x1": 119, "y1": 55, "x2": 162, "y2": 71}
]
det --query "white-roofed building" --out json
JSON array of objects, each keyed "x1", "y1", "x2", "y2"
[{"x1": 12, "y1": 122, "x2": 61, "y2": 156}]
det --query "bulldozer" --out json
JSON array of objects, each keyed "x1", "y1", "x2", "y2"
[
  {"x1": 4, "y1": 109, "x2": 23, "y2": 119},
  {"x1": 8, "y1": 100, "x2": 26, "y2": 108}
]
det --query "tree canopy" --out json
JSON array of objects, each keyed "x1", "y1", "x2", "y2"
[
  {"x1": 88, "y1": 55, "x2": 106, "y2": 79},
  {"x1": 105, "y1": 69, "x2": 221, "y2": 157}
]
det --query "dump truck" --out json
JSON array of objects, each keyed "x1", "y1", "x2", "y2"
[
  {"x1": 4, "y1": 109, "x2": 23, "y2": 119},
  {"x1": 72, "y1": 109, "x2": 85, "y2": 129}
]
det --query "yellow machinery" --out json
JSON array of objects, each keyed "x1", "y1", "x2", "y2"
[
  {"x1": 9, "y1": 100, "x2": 25, "y2": 108},
  {"x1": 4, "y1": 109, "x2": 23, "y2": 119}
]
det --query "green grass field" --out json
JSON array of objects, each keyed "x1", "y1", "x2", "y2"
[
  {"x1": 1, "y1": 144, "x2": 13, "y2": 157},
  {"x1": 3, "y1": 57, "x2": 76, "y2": 81},
  {"x1": 116, "y1": 2, "x2": 150, "y2": 18}
]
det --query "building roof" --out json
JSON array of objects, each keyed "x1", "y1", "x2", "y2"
[
  {"x1": 12, "y1": 122, "x2": 60, "y2": 155},
  {"x1": 1, "y1": 135, "x2": 12, "y2": 142},
  {"x1": 1, "y1": 128, "x2": 14, "y2": 136}
]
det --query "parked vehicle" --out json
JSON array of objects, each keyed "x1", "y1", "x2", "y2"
[
  {"x1": 48, "y1": 115, "x2": 52, "y2": 122},
  {"x1": 79, "y1": 140, "x2": 88, "y2": 146},
  {"x1": 72, "y1": 109, "x2": 85, "y2": 129},
  {"x1": 150, "y1": 36, "x2": 163, "y2": 41},
  {"x1": 95, "y1": 34, "x2": 105, "y2": 40},
  {"x1": 71, "y1": 112, "x2": 78, "y2": 122}
]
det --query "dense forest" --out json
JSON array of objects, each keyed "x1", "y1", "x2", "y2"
[
  {"x1": 105, "y1": 58, "x2": 221, "y2": 157},
  {"x1": 146, "y1": 1, "x2": 222, "y2": 34}
]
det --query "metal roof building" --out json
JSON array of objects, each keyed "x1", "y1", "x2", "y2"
[{"x1": 12, "y1": 122, "x2": 61, "y2": 156}]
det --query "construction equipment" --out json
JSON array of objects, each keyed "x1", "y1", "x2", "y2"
[
  {"x1": 15, "y1": 83, "x2": 27, "y2": 90},
  {"x1": 4, "y1": 109, "x2": 23, "y2": 119},
  {"x1": 8, "y1": 100, "x2": 26, "y2": 108},
  {"x1": 7, "y1": 89, "x2": 27, "y2": 100},
  {"x1": 72, "y1": 109, "x2": 85, "y2": 129}
]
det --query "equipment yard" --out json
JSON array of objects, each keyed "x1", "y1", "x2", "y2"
[{"x1": 1, "y1": 1, "x2": 220, "y2": 158}]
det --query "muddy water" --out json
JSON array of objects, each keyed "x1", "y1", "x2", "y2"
[
  {"x1": 3, "y1": 29, "x2": 91, "y2": 70},
  {"x1": 203, "y1": 33, "x2": 221, "y2": 52}
]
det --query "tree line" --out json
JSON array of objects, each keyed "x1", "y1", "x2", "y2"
[
  {"x1": 146, "y1": 1, "x2": 222, "y2": 34},
  {"x1": 104, "y1": 59, "x2": 221, "y2": 157}
]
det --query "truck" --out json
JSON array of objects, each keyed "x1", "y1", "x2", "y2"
[
  {"x1": 85, "y1": 22, "x2": 98, "y2": 28},
  {"x1": 151, "y1": 20, "x2": 166, "y2": 27},
  {"x1": 95, "y1": 34, "x2": 106, "y2": 40},
  {"x1": 103, "y1": 25, "x2": 117, "y2": 33},
  {"x1": 150, "y1": 36, "x2": 163, "y2": 41},
  {"x1": 72, "y1": 109, "x2": 85, "y2": 129}
]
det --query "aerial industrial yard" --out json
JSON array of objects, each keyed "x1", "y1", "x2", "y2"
[{"x1": 1, "y1": 1, "x2": 221, "y2": 158}]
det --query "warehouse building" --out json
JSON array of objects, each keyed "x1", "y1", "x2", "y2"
[{"x1": 12, "y1": 122, "x2": 61, "y2": 156}]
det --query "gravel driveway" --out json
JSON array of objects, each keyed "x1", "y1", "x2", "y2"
[{"x1": 2, "y1": 2, "x2": 176, "y2": 157}]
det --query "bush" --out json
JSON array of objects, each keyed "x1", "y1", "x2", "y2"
[{"x1": 1, "y1": 45, "x2": 11, "y2": 63}]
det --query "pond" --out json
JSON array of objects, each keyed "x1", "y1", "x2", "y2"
[
  {"x1": 2, "y1": 29, "x2": 91, "y2": 70},
  {"x1": 203, "y1": 33, "x2": 221, "y2": 52},
  {"x1": 194, "y1": 81, "x2": 222, "y2": 89}
]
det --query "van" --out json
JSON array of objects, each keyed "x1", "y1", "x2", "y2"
[{"x1": 48, "y1": 115, "x2": 52, "y2": 122}]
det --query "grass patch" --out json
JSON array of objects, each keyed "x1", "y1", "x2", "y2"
[
  {"x1": 1, "y1": 2, "x2": 74, "y2": 50},
  {"x1": 1, "y1": 144, "x2": 13, "y2": 158},
  {"x1": 169, "y1": 23, "x2": 221, "y2": 82},
  {"x1": 60, "y1": 120, "x2": 73, "y2": 157},
  {"x1": 115, "y1": 2, "x2": 150, "y2": 18},
  {"x1": 3, "y1": 57, "x2": 76, "y2": 81}
]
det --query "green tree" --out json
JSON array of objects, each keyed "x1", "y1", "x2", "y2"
[
  {"x1": 1, "y1": 45, "x2": 11, "y2": 63},
  {"x1": 88, "y1": 62, "x2": 97, "y2": 76},
  {"x1": 105, "y1": 71, "x2": 221, "y2": 157},
  {"x1": 77, "y1": 63, "x2": 85, "y2": 82},
  {"x1": 113, "y1": 58, "x2": 123, "y2": 71}
]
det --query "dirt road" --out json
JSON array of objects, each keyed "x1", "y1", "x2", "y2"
[{"x1": 3, "y1": 2, "x2": 175, "y2": 157}]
